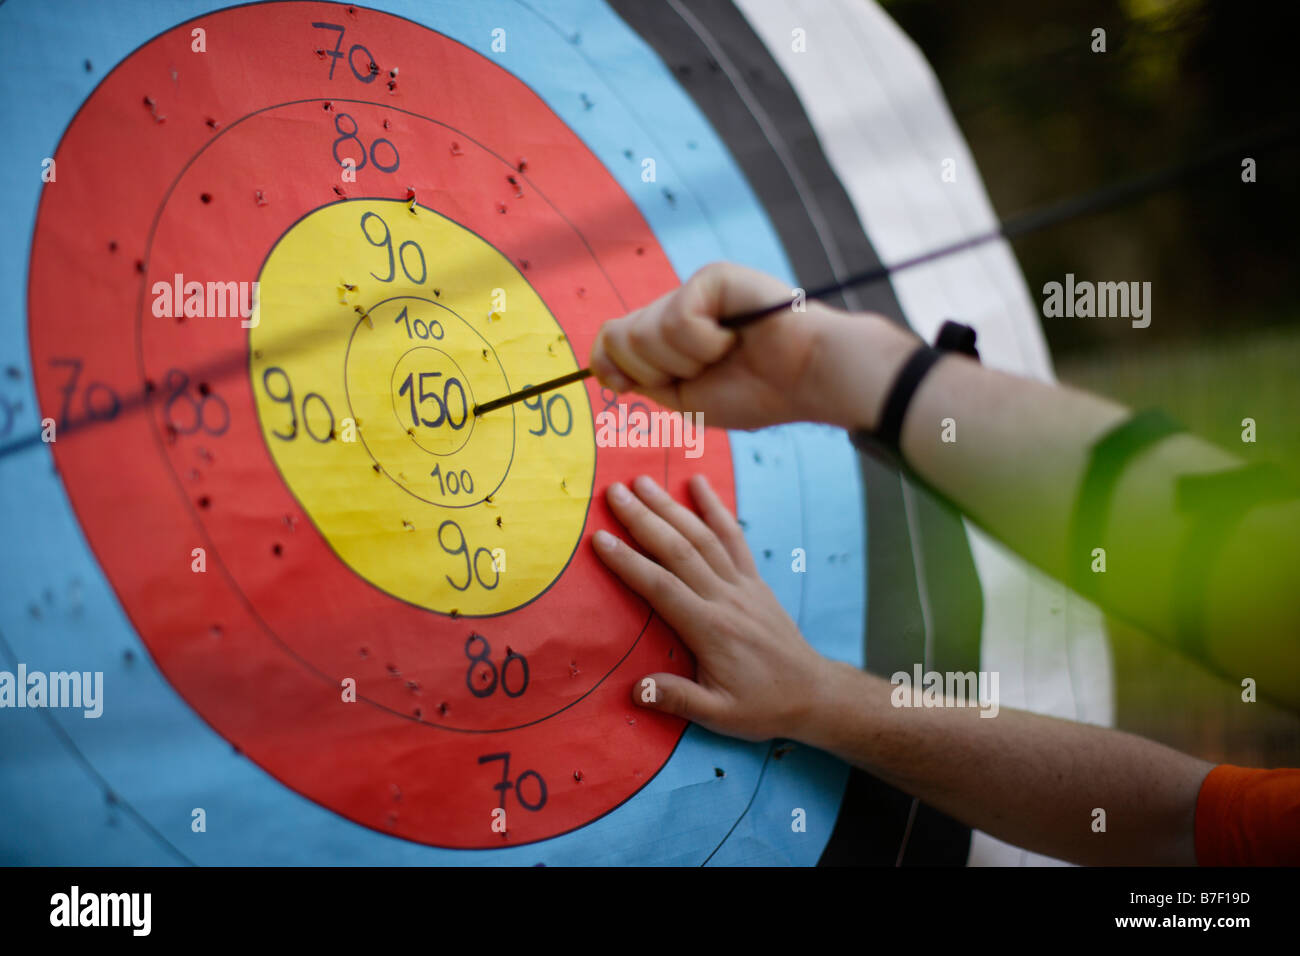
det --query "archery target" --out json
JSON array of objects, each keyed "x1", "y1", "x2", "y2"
[{"x1": 3, "y1": 0, "x2": 864, "y2": 864}]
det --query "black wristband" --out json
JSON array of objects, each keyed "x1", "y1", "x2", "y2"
[
  {"x1": 850, "y1": 320, "x2": 979, "y2": 461},
  {"x1": 872, "y1": 346, "x2": 946, "y2": 452}
]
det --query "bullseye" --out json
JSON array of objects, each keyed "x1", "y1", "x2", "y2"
[{"x1": 386, "y1": 346, "x2": 478, "y2": 458}]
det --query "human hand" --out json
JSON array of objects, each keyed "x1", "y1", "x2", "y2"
[
  {"x1": 591, "y1": 472, "x2": 831, "y2": 742},
  {"x1": 588, "y1": 261, "x2": 917, "y2": 431}
]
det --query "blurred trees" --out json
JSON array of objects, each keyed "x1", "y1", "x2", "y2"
[{"x1": 882, "y1": 0, "x2": 1300, "y2": 355}]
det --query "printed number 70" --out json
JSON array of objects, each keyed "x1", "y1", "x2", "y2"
[
  {"x1": 478, "y1": 753, "x2": 548, "y2": 811},
  {"x1": 311, "y1": 22, "x2": 378, "y2": 83}
]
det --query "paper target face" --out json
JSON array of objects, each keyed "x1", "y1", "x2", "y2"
[
  {"x1": 26, "y1": 4, "x2": 742, "y2": 849},
  {"x1": 2, "y1": 0, "x2": 944, "y2": 867}
]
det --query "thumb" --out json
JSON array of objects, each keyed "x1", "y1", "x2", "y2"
[{"x1": 632, "y1": 672, "x2": 718, "y2": 724}]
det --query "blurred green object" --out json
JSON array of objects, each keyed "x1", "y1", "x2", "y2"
[
  {"x1": 1059, "y1": 324, "x2": 1300, "y2": 768},
  {"x1": 1059, "y1": 324, "x2": 1300, "y2": 480}
]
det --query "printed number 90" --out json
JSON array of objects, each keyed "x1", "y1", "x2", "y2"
[
  {"x1": 522, "y1": 388, "x2": 572, "y2": 437},
  {"x1": 438, "y1": 520, "x2": 499, "y2": 591}
]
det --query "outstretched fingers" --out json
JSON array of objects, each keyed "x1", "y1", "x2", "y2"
[
  {"x1": 689, "y1": 473, "x2": 758, "y2": 577},
  {"x1": 603, "y1": 481, "x2": 726, "y2": 598},
  {"x1": 629, "y1": 475, "x2": 738, "y2": 582},
  {"x1": 591, "y1": 527, "x2": 708, "y2": 641}
]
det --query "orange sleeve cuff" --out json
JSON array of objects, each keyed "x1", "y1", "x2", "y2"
[{"x1": 1195, "y1": 764, "x2": 1300, "y2": 866}]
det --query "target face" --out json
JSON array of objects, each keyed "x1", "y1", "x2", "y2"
[
  {"x1": 27, "y1": 3, "x2": 736, "y2": 848},
  {"x1": 5, "y1": 0, "x2": 890, "y2": 867}
]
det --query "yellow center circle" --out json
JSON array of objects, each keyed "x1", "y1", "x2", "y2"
[{"x1": 251, "y1": 199, "x2": 595, "y2": 616}]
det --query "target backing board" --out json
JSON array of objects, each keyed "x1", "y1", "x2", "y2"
[{"x1": 2, "y1": 0, "x2": 1110, "y2": 866}]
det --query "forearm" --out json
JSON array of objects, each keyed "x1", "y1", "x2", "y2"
[
  {"x1": 799, "y1": 662, "x2": 1211, "y2": 865},
  {"x1": 805, "y1": 312, "x2": 1300, "y2": 704},
  {"x1": 804, "y1": 313, "x2": 1140, "y2": 572}
]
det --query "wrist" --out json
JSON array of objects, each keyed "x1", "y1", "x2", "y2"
[
  {"x1": 788, "y1": 657, "x2": 882, "y2": 752},
  {"x1": 802, "y1": 311, "x2": 920, "y2": 431}
]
